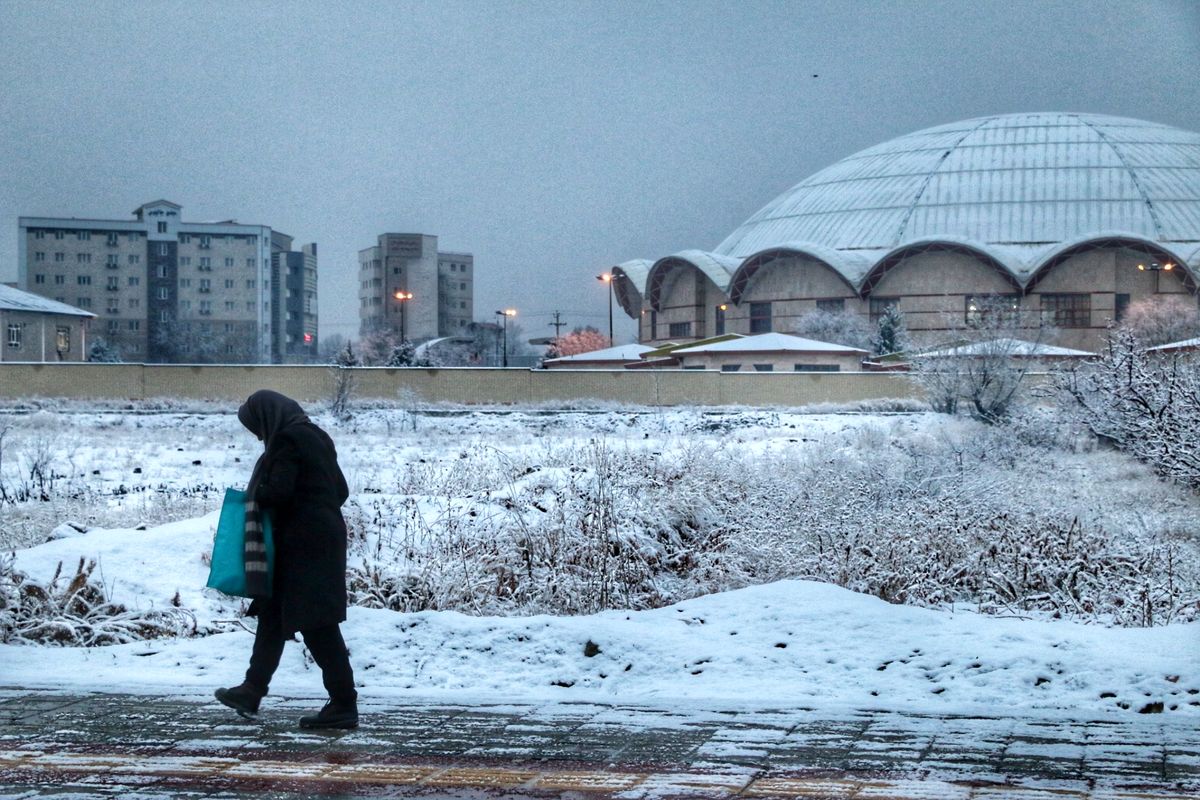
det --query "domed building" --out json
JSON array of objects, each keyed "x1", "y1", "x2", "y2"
[{"x1": 611, "y1": 113, "x2": 1200, "y2": 352}]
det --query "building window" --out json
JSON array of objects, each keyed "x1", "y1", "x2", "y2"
[
  {"x1": 669, "y1": 321, "x2": 692, "y2": 338},
  {"x1": 224, "y1": 279, "x2": 234, "y2": 288},
  {"x1": 128, "y1": 254, "x2": 140, "y2": 265},
  {"x1": 225, "y1": 301, "x2": 235, "y2": 310},
  {"x1": 199, "y1": 257, "x2": 211, "y2": 270},
  {"x1": 199, "y1": 279, "x2": 211, "y2": 292},
  {"x1": 127, "y1": 276, "x2": 140, "y2": 286},
  {"x1": 817, "y1": 298, "x2": 845, "y2": 313},
  {"x1": 54, "y1": 230, "x2": 64, "y2": 240},
  {"x1": 246, "y1": 279, "x2": 256, "y2": 289},
  {"x1": 128, "y1": 320, "x2": 140, "y2": 331},
  {"x1": 180, "y1": 279, "x2": 191, "y2": 288},
  {"x1": 869, "y1": 297, "x2": 899, "y2": 324},
  {"x1": 107, "y1": 277, "x2": 119, "y2": 290},
  {"x1": 106, "y1": 233, "x2": 118, "y2": 246},
  {"x1": 180, "y1": 300, "x2": 191, "y2": 311},
  {"x1": 752, "y1": 364, "x2": 774, "y2": 372},
  {"x1": 224, "y1": 257, "x2": 234, "y2": 267},
  {"x1": 1041, "y1": 293, "x2": 1091, "y2": 328},
  {"x1": 179, "y1": 234, "x2": 191, "y2": 244},
  {"x1": 76, "y1": 253, "x2": 91, "y2": 264},
  {"x1": 35, "y1": 274, "x2": 45, "y2": 284},
  {"x1": 7, "y1": 324, "x2": 21, "y2": 348},
  {"x1": 964, "y1": 294, "x2": 1020, "y2": 327},
  {"x1": 720, "y1": 364, "x2": 742, "y2": 372},
  {"x1": 34, "y1": 251, "x2": 45, "y2": 262},
  {"x1": 180, "y1": 257, "x2": 191, "y2": 266},
  {"x1": 157, "y1": 222, "x2": 168, "y2": 233},
  {"x1": 56, "y1": 326, "x2": 70, "y2": 353},
  {"x1": 77, "y1": 275, "x2": 91, "y2": 285},
  {"x1": 77, "y1": 231, "x2": 90, "y2": 241},
  {"x1": 158, "y1": 287, "x2": 169, "y2": 300},
  {"x1": 77, "y1": 297, "x2": 91, "y2": 308},
  {"x1": 54, "y1": 275, "x2": 65, "y2": 285},
  {"x1": 649, "y1": 310, "x2": 657, "y2": 339},
  {"x1": 714, "y1": 304, "x2": 726, "y2": 336},
  {"x1": 246, "y1": 258, "x2": 255, "y2": 268},
  {"x1": 106, "y1": 301, "x2": 118, "y2": 314},
  {"x1": 34, "y1": 230, "x2": 44, "y2": 240},
  {"x1": 795, "y1": 364, "x2": 840, "y2": 372},
  {"x1": 107, "y1": 320, "x2": 119, "y2": 334},
  {"x1": 106, "y1": 254, "x2": 119, "y2": 268},
  {"x1": 129, "y1": 299, "x2": 140, "y2": 309},
  {"x1": 157, "y1": 243, "x2": 169, "y2": 256},
  {"x1": 54, "y1": 252, "x2": 65, "y2": 262},
  {"x1": 157, "y1": 265, "x2": 168, "y2": 278},
  {"x1": 199, "y1": 235, "x2": 211, "y2": 248},
  {"x1": 1115, "y1": 293, "x2": 1131, "y2": 322},
  {"x1": 749, "y1": 302, "x2": 772, "y2": 333}
]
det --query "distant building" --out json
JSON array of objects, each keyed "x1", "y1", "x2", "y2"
[
  {"x1": 17, "y1": 200, "x2": 317, "y2": 363},
  {"x1": 358, "y1": 233, "x2": 473, "y2": 341},
  {"x1": 0, "y1": 284, "x2": 94, "y2": 362},
  {"x1": 668, "y1": 332, "x2": 869, "y2": 372},
  {"x1": 271, "y1": 233, "x2": 318, "y2": 362},
  {"x1": 610, "y1": 113, "x2": 1200, "y2": 354}
]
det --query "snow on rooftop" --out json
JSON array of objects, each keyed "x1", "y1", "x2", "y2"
[
  {"x1": 671, "y1": 332, "x2": 867, "y2": 355},
  {"x1": 1148, "y1": 336, "x2": 1200, "y2": 352},
  {"x1": 0, "y1": 284, "x2": 95, "y2": 317},
  {"x1": 913, "y1": 338, "x2": 1096, "y2": 358},
  {"x1": 543, "y1": 343, "x2": 654, "y2": 363}
]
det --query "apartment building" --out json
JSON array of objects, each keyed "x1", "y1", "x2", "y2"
[
  {"x1": 17, "y1": 200, "x2": 316, "y2": 363},
  {"x1": 357, "y1": 233, "x2": 473, "y2": 340},
  {"x1": 271, "y1": 232, "x2": 319, "y2": 363}
]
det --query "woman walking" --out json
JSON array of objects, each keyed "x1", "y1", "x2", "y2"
[{"x1": 215, "y1": 389, "x2": 358, "y2": 729}]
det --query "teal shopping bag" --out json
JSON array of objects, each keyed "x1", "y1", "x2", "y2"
[{"x1": 206, "y1": 488, "x2": 274, "y2": 597}]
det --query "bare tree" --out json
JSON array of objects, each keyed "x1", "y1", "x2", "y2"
[
  {"x1": 790, "y1": 309, "x2": 873, "y2": 350},
  {"x1": 328, "y1": 341, "x2": 360, "y2": 419},
  {"x1": 545, "y1": 326, "x2": 610, "y2": 358},
  {"x1": 1119, "y1": 295, "x2": 1200, "y2": 347},
  {"x1": 910, "y1": 298, "x2": 1055, "y2": 423}
]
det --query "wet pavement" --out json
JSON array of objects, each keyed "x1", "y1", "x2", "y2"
[{"x1": 0, "y1": 689, "x2": 1195, "y2": 798}]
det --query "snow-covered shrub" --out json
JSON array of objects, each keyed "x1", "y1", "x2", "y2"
[
  {"x1": 1052, "y1": 330, "x2": 1200, "y2": 491},
  {"x1": 344, "y1": 420, "x2": 1200, "y2": 625},
  {"x1": 0, "y1": 555, "x2": 195, "y2": 646}
]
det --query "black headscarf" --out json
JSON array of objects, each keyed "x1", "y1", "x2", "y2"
[{"x1": 236, "y1": 390, "x2": 310, "y2": 599}]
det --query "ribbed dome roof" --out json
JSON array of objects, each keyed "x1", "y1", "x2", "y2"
[{"x1": 714, "y1": 113, "x2": 1200, "y2": 276}]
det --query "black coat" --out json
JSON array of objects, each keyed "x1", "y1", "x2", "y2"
[{"x1": 247, "y1": 422, "x2": 350, "y2": 635}]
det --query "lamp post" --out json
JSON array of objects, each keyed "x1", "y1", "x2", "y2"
[
  {"x1": 596, "y1": 273, "x2": 614, "y2": 346},
  {"x1": 1136, "y1": 260, "x2": 1175, "y2": 293},
  {"x1": 393, "y1": 290, "x2": 413, "y2": 341},
  {"x1": 494, "y1": 308, "x2": 516, "y2": 366}
]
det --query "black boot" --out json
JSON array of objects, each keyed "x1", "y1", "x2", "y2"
[
  {"x1": 299, "y1": 698, "x2": 358, "y2": 730},
  {"x1": 214, "y1": 682, "x2": 264, "y2": 719}
]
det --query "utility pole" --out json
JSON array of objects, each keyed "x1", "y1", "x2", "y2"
[{"x1": 548, "y1": 311, "x2": 566, "y2": 343}]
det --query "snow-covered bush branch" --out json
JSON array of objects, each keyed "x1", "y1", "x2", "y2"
[{"x1": 1052, "y1": 330, "x2": 1200, "y2": 491}]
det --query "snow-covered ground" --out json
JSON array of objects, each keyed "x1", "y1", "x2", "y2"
[
  {"x1": 1, "y1": 404, "x2": 1197, "y2": 722},
  {"x1": 4, "y1": 511, "x2": 1197, "y2": 721}
]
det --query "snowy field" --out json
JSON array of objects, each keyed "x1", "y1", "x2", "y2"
[{"x1": 1, "y1": 403, "x2": 1198, "y2": 722}]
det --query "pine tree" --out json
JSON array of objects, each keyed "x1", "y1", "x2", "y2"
[{"x1": 872, "y1": 305, "x2": 910, "y2": 356}]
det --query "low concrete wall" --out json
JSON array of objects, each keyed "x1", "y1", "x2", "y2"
[{"x1": 0, "y1": 363, "x2": 927, "y2": 407}]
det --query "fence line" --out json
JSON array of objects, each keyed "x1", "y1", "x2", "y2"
[{"x1": 0, "y1": 363, "x2": 926, "y2": 407}]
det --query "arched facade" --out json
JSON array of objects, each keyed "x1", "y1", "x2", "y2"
[{"x1": 616, "y1": 113, "x2": 1200, "y2": 351}]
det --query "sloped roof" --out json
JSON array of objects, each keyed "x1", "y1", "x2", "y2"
[
  {"x1": 912, "y1": 338, "x2": 1095, "y2": 358},
  {"x1": 671, "y1": 332, "x2": 868, "y2": 356},
  {"x1": 0, "y1": 285, "x2": 95, "y2": 318},
  {"x1": 1148, "y1": 336, "x2": 1200, "y2": 352},
  {"x1": 543, "y1": 343, "x2": 654, "y2": 364}
]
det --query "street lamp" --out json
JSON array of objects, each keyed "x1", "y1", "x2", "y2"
[
  {"x1": 596, "y1": 273, "x2": 614, "y2": 346},
  {"x1": 1136, "y1": 261, "x2": 1175, "y2": 293},
  {"x1": 393, "y1": 290, "x2": 413, "y2": 341},
  {"x1": 494, "y1": 308, "x2": 516, "y2": 367}
]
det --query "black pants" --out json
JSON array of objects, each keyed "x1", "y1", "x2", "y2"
[{"x1": 244, "y1": 600, "x2": 356, "y2": 704}]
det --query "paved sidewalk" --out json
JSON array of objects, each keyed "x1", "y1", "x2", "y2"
[{"x1": 0, "y1": 690, "x2": 1195, "y2": 798}]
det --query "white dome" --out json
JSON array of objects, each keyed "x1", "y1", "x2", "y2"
[{"x1": 714, "y1": 112, "x2": 1200, "y2": 282}]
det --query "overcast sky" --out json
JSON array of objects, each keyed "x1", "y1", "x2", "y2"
[{"x1": 2, "y1": 0, "x2": 1199, "y2": 344}]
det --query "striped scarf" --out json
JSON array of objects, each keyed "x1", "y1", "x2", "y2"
[{"x1": 242, "y1": 492, "x2": 270, "y2": 598}]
